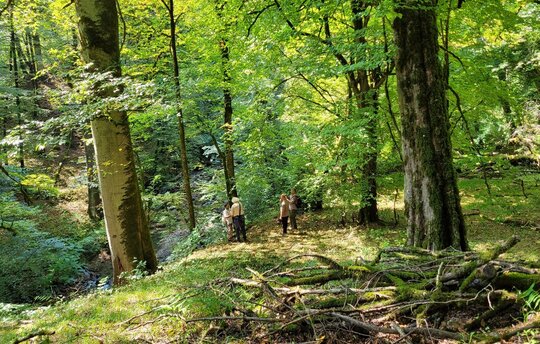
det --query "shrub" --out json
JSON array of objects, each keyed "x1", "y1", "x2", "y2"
[{"x1": 0, "y1": 194, "x2": 84, "y2": 303}]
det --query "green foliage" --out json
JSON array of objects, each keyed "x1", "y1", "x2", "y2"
[
  {"x1": 170, "y1": 222, "x2": 225, "y2": 261},
  {"x1": 119, "y1": 259, "x2": 150, "y2": 283},
  {"x1": 0, "y1": 194, "x2": 88, "y2": 303},
  {"x1": 519, "y1": 284, "x2": 540, "y2": 320},
  {"x1": 20, "y1": 174, "x2": 58, "y2": 199}
]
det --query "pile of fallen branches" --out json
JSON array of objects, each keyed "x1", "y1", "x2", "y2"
[
  {"x1": 120, "y1": 235, "x2": 540, "y2": 343},
  {"x1": 183, "y1": 235, "x2": 540, "y2": 343}
]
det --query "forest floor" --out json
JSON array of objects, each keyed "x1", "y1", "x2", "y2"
[{"x1": 1, "y1": 169, "x2": 540, "y2": 343}]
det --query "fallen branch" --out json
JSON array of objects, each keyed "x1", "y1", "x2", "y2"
[
  {"x1": 480, "y1": 313, "x2": 540, "y2": 343},
  {"x1": 13, "y1": 330, "x2": 55, "y2": 344},
  {"x1": 330, "y1": 312, "x2": 465, "y2": 341}
]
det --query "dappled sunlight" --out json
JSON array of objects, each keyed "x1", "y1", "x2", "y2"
[{"x1": 187, "y1": 211, "x2": 405, "y2": 267}]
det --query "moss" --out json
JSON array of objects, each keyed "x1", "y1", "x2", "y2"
[
  {"x1": 286, "y1": 271, "x2": 351, "y2": 286},
  {"x1": 493, "y1": 272, "x2": 540, "y2": 291}
]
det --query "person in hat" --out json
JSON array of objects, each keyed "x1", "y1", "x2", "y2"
[{"x1": 231, "y1": 197, "x2": 247, "y2": 242}]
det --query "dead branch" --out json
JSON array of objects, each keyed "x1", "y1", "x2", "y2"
[
  {"x1": 13, "y1": 330, "x2": 55, "y2": 344},
  {"x1": 330, "y1": 312, "x2": 465, "y2": 341}
]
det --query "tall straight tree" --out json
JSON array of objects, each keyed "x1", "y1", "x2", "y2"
[
  {"x1": 74, "y1": 0, "x2": 158, "y2": 284},
  {"x1": 393, "y1": 0, "x2": 468, "y2": 251},
  {"x1": 161, "y1": 0, "x2": 196, "y2": 229},
  {"x1": 216, "y1": 1, "x2": 237, "y2": 200},
  {"x1": 8, "y1": 5, "x2": 24, "y2": 168}
]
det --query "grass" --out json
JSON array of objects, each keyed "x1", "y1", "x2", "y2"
[{"x1": 1, "y1": 168, "x2": 539, "y2": 343}]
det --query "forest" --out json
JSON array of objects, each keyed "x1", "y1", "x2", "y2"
[{"x1": 0, "y1": 0, "x2": 539, "y2": 343}]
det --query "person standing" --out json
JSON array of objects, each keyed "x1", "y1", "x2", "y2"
[
  {"x1": 221, "y1": 201, "x2": 234, "y2": 242},
  {"x1": 279, "y1": 194, "x2": 290, "y2": 235},
  {"x1": 231, "y1": 197, "x2": 247, "y2": 242},
  {"x1": 289, "y1": 189, "x2": 299, "y2": 230}
]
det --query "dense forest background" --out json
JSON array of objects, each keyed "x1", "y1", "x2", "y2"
[{"x1": 0, "y1": 0, "x2": 539, "y2": 334}]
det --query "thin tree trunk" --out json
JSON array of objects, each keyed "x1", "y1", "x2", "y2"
[
  {"x1": 219, "y1": 38, "x2": 238, "y2": 200},
  {"x1": 9, "y1": 7, "x2": 24, "y2": 168},
  {"x1": 163, "y1": 0, "x2": 196, "y2": 230},
  {"x1": 350, "y1": 0, "x2": 378, "y2": 223},
  {"x1": 75, "y1": 0, "x2": 158, "y2": 284},
  {"x1": 393, "y1": 0, "x2": 467, "y2": 251}
]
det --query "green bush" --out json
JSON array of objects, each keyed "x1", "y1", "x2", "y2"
[
  {"x1": 170, "y1": 221, "x2": 225, "y2": 261},
  {"x1": 20, "y1": 174, "x2": 59, "y2": 199},
  {"x1": 0, "y1": 194, "x2": 84, "y2": 303}
]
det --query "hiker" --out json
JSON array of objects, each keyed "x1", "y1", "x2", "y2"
[
  {"x1": 221, "y1": 201, "x2": 234, "y2": 242},
  {"x1": 289, "y1": 188, "x2": 299, "y2": 230},
  {"x1": 279, "y1": 194, "x2": 290, "y2": 235},
  {"x1": 231, "y1": 197, "x2": 247, "y2": 242}
]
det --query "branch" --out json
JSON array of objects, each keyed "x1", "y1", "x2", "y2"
[
  {"x1": 62, "y1": 0, "x2": 74, "y2": 10},
  {"x1": 13, "y1": 330, "x2": 55, "y2": 344},
  {"x1": 0, "y1": 0, "x2": 13, "y2": 16},
  {"x1": 0, "y1": 164, "x2": 32, "y2": 205},
  {"x1": 286, "y1": 93, "x2": 339, "y2": 117},
  {"x1": 116, "y1": 0, "x2": 127, "y2": 52},
  {"x1": 439, "y1": 44, "x2": 465, "y2": 68},
  {"x1": 330, "y1": 312, "x2": 465, "y2": 341},
  {"x1": 186, "y1": 315, "x2": 280, "y2": 323},
  {"x1": 481, "y1": 313, "x2": 540, "y2": 343},
  {"x1": 159, "y1": 0, "x2": 171, "y2": 13},
  {"x1": 247, "y1": 3, "x2": 276, "y2": 37}
]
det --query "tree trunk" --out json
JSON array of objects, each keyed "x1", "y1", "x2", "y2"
[
  {"x1": 9, "y1": 7, "x2": 24, "y2": 169},
  {"x1": 350, "y1": 0, "x2": 378, "y2": 224},
  {"x1": 393, "y1": 0, "x2": 467, "y2": 251},
  {"x1": 219, "y1": 38, "x2": 238, "y2": 200},
  {"x1": 164, "y1": 0, "x2": 196, "y2": 230},
  {"x1": 75, "y1": 0, "x2": 157, "y2": 284},
  {"x1": 85, "y1": 136, "x2": 102, "y2": 221}
]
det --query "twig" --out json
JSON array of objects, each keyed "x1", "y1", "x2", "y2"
[
  {"x1": 185, "y1": 315, "x2": 280, "y2": 323},
  {"x1": 264, "y1": 254, "x2": 343, "y2": 276}
]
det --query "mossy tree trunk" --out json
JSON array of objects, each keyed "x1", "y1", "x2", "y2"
[
  {"x1": 393, "y1": 0, "x2": 468, "y2": 251},
  {"x1": 75, "y1": 0, "x2": 158, "y2": 284}
]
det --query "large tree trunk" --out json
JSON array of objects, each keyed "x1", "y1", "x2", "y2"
[
  {"x1": 165, "y1": 0, "x2": 196, "y2": 230},
  {"x1": 75, "y1": 0, "x2": 158, "y2": 284},
  {"x1": 393, "y1": 0, "x2": 467, "y2": 251}
]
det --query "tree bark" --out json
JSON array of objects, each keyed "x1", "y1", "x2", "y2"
[
  {"x1": 75, "y1": 0, "x2": 157, "y2": 284},
  {"x1": 393, "y1": 0, "x2": 467, "y2": 250},
  {"x1": 9, "y1": 7, "x2": 24, "y2": 169},
  {"x1": 219, "y1": 38, "x2": 238, "y2": 200},
  {"x1": 85, "y1": 136, "x2": 102, "y2": 221},
  {"x1": 350, "y1": 0, "x2": 378, "y2": 224},
  {"x1": 164, "y1": 0, "x2": 196, "y2": 230}
]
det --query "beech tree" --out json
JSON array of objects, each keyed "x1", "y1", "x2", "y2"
[
  {"x1": 74, "y1": 0, "x2": 158, "y2": 284},
  {"x1": 393, "y1": 0, "x2": 468, "y2": 251}
]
